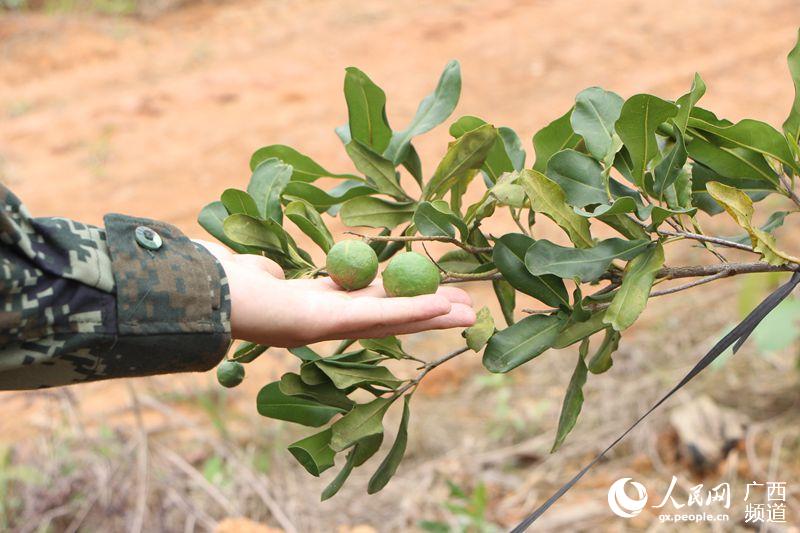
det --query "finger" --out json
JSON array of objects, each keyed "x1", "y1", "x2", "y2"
[
  {"x1": 337, "y1": 303, "x2": 477, "y2": 339},
  {"x1": 434, "y1": 285, "x2": 473, "y2": 306},
  {"x1": 233, "y1": 254, "x2": 285, "y2": 279},
  {"x1": 332, "y1": 294, "x2": 452, "y2": 333},
  {"x1": 347, "y1": 283, "x2": 472, "y2": 305}
]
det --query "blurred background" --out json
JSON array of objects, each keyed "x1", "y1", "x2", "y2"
[{"x1": 2, "y1": 0, "x2": 800, "y2": 531}]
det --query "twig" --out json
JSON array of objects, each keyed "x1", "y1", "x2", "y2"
[
  {"x1": 522, "y1": 269, "x2": 749, "y2": 314},
  {"x1": 393, "y1": 346, "x2": 471, "y2": 397},
  {"x1": 441, "y1": 268, "x2": 499, "y2": 280},
  {"x1": 655, "y1": 227, "x2": 756, "y2": 253},
  {"x1": 781, "y1": 173, "x2": 800, "y2": 209},
  {"x1": 345, "y1": 231, "x2": 492, "y2": 254},
  {"x1": 511, "y1": 208, "x2": 531, "y2": 236}
]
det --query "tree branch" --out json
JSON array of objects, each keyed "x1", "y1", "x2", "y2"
[
  {"x1": 522, "y1": 263, "x2": 799, "y2": 314},
  {"x1": 444, "y1": 261, "x2": 798, "y2": 286},
  {"x1": 345, "y1": 231, "x2": 492, "y2": 255},
  {"x1": 393, "y1": 346, "x2": 471, "y2": 397},
  {"x1": 655, "y1": 227, "x2": 756, "y2": 253}
]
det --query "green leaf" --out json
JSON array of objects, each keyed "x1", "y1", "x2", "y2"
[
  {"x1": 519, "y1": 169, "x2": 594, "y2": 248},
  {"x1": 492, "y1": 233, "x2": 569, "y2": 308},
  {"x1": 300, "y1": 361, "x2": 329, "y2": 385},
  {"x1": 231, "y1": 342, "x2": 268, "y2": 363},
  {"x1": 499, "y1": 126, "x2": 526, "y2": 171},
  {"x1": 288, "y1": 429, "x2": 336, "y2": 477},
  {"x1": 345, "y1": 140, "x2": 407, "y2": 200},
  {"x1": 414, "y1": 201, "x2": 456, "y2": 238},
  {"x1": 674, "y1": 73, "x2": 706, "y2": 133},
  {"x1": 493, "y1": 279, "x2": 516, "y2": 327},
  {"x1": 330, "y1": 397, "x2": 393, "y2": 452},
  {"x1": 198, "y1": 201, "x2": 258, "y2": 254},
  {"x1": 256, "y1": 382, "x2": 345, "y2": 427},
  {"x1": 551, "y1": 343, "x2": 588, "y2": 452},
  {"x1": 784, "y1": 30, "x2": 800, "y2": 144},
  {"x1": 220, "y1": 188, "x2": 260, "y2": 217},
  {"x1": 282, "y1": 180, "x2": 375, "y2": 211},
  {"x1": 706, "y1": 181, "x2": 798, "y2": 265},
  {"x1": 358, "y1": 337, "x2": 407, "y2": 360},
  {"x1": 727, "y1": 211, "x2": 790, "y2": 245},
  {"x1": 690, "y1": 163, "x2": 774, "y2": 215},
  {"x1": 289, "y1": 345, "x2": 321, "y2": 362},
  {"x1": 545, "y1": 149, "x2": 607, "y2": 207},
  {"x1": 437, "y1": 249, "x2": 480, "y2": 273},
  {"x1": 553, "y1": 310, "x2": 607, "y2": 349},
  {"x1": 384, "y1": 60, "x2": 461, "y2": 164},
  {"x1": 574, "y1": 196, "x2": 638, "y2": 218},
  {"x1": 688, "y1": 116, "x2": 797, "y2": 174},
  {"x1": 596, "y1": 212, "x2": 650, "y2": 240},
  {"x1": 325, "y1": 349, "x2": 385, "y2": 365},
  {"x1": 482, "y1": 314, "x2": 566, "y2": 373},
  {"x1": 489, "y1": 175, "x2": 526, "y2": 208},
  {"x1": 424, "y1": 123, "x2": 498, "y2": 199},
  {"x1": 615, "y1": 94, "x2": 678, "y2": 187},
  {"x1": 352, "y1": 432, "x2": 384, "y2": 467},
  {"x1": 247, "y1": 158, "x2": 293, "y2": 222},
  {"x1": 316, "y1": 361, "x2": 402, "y2": 390},
  {"x1": 344, "y1": 67, "x2": 392, "y2": 153},
  {"x1": 284, "y1": 200, "x2": 334, "y2": 253},
  {"x1": 340, "y1": 197, "x2": 415, "y2": 229},
  {"x1": 643, "y1": 205, "x2": 697, "y2": 229},
  {"x1": 570, "y1": 87, "x2": 624, "y2": 160},
  {"x1": 321, "y1": 450, "x2": 356, "y2": 501},
  {"x1": 686, "y1": 132, "x2": 780, "y2": 186},
  {"x1": 250, "y1": 144, "x2": 359, "y2": 181},
  {"x1": 464, "y1": 306, "x2": 495, "y2": 352},
  {"x1": 587, "y1": 328, "x2": 620, "y2": 374},
  {"x1": 401, "y1": 144, "x2": 424, "y2": 185},
  {"x1": 651, "y1": 126, "x2": 687, "y2": 200},
  {"x1": 525, "y1": 238, "x2": 651, "y2": 282},
  {"x1": 279, "y1": 373, "x2": 354, "y2": 411},
  {"x1": 603, "y1": 243, "x2": 664, "y2": 331},
  {"x1": 532, "y1": 107, "x2": 581, "y2": 172},
  {"x1": 223, "y1": 213, "x2": 286, "y2": 253},
  {"x1": 449, "y1": 116, "x2": 515, "y2": 181},
  {"x1": 367, "y1": 396, "x2": 411, "y2": 494}
]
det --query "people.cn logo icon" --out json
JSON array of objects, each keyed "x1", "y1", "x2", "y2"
[{"x1": 608, "y1": 477, "x2": 648, "y2": 518}]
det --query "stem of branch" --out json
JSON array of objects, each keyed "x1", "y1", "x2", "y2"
[
  {"x1": 393, "y1": 346, "x2": 470, "y2": 397},
  {"x1": 345, "y1": 231, "x2": 492, "y2": 255},
  {"x1": 655, "y1": 227, "x2": 756, "y2": 253},
  {"x1": 781, "y1": 173, "x2": 800, "y2": 209}
]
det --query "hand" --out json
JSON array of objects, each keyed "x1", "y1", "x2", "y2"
[{"x1": 197, "y1": 241, "x2": 476, "y2": 347}]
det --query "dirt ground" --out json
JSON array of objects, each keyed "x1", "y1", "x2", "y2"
[{"x1": 3, "y1": 0, "x2": 800, "y2": 531}]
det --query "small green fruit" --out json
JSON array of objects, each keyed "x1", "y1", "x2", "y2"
[
  {"x1": 217, "y1": 360, "x2": 245, "y2": 388},
  {"x1": 326, "y1": 239, "x2": 379, "y2": 291},
  {"x1": 382, "y1": 252, "x2": 441, "y2": 297}
]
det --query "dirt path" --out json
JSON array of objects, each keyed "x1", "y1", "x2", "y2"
[{"x1": 2, "y1": 0, "x2": 799, "y2": 232}]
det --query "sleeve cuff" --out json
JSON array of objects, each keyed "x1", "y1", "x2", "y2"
[{"x1": 102, "y1": 214, "x2": 231, "y2": 375}]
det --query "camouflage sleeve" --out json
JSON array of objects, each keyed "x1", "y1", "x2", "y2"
[{"x1": 0, "y1": 184, "x2": 231, "y2": 390}]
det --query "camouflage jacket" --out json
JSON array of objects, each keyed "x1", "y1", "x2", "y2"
[{"x1": 0, "y1": 184, "x2": 231, "y2": 390}]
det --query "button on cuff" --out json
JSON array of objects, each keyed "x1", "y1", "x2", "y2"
[{"x1": 135, "y1": 225, "x2": 163, "y2": 250}]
